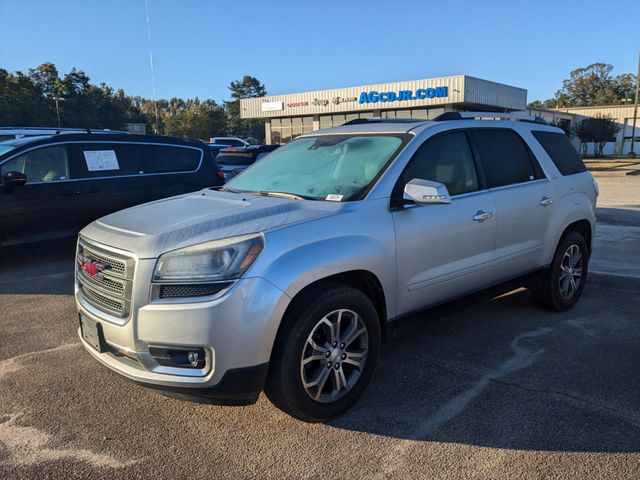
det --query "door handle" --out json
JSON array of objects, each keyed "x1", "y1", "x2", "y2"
[
  {"x1": 473, "y1": 210, "x2": 493, "y2": 222},
  {"x1": 539, "y1": 196, "x2": 554, "y2": 206}
]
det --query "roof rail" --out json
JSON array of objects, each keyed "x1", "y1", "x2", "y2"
[
  {"x1": 342, "y1": 118, "x2": 425, "y2": 126},
  {"x1": 433, "y1": 111, "x2": 548, "y2": 125}
]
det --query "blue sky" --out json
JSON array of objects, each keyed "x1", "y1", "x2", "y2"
[{"x1": 1, "y1": 0, "x2": 638, "y2": 104}]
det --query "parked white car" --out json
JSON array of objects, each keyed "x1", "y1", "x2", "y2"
[
  {"x1": 208, "y1": 137, "x2": 250, "y2": 147},
  {"x1": 76, "y1": 113, "x2": 597, "y2": 421}
]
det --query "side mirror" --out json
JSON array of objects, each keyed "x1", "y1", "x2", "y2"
[
  {"x1": 2, "y1": 171, "x2": 27, "y2": 187},
  {"x1": 403, "y1": 178, "x2": 451, "y2": 205}
]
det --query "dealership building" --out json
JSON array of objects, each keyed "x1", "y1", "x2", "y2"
[
  {"x1": 240, "y1": 74, "x2": 640, "y2": 155},
  {"x1": 240, "y1": 75, "x2": 529, "y2": 144}
]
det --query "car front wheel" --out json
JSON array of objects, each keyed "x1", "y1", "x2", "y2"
[{"x1": 265, "y1": 284, "x2": 381, "y2": 422}]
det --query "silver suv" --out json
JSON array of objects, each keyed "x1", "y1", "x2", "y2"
[{"x1": 75, "y1": 113, "x2": 597, "y2": 421}]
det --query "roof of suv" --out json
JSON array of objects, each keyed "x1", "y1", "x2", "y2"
[
  {"x1": 0, "y1": 133, "x2": 209, "y2": 161},
  {"x1": 312, "y1": 120, "x2": 433, "y2": 135},
  {"x1": 307, "y1": 113, "x2": 559, "y2": 136},
  {"x1": 1, "y1": 133, "x2": 204, "y2": 149}
]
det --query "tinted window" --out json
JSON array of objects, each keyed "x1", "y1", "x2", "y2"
[
  {"x1": 1, "y1": 145, "x2": 70, "y2": 183},
  {"x1": 400, "y1": 132, "x2": 478, "y2": 196},
  {"x1": 213, "y1": 139, "x2": 244, "y2": 147},
  {"x1": 532, "y1": 131, "x2": 586, "y2": 175},
  {"x1": 216, "y1": 152, "x2": 254, "y2": 166},
  {"x1": 76, "y1": 143, "x2": 144, "y2": 178},
  {"x1": 143, "y1": 145, "x2": 201, "y2": 173},
  {"x1": 472, "y1": 130, "x2": 538, "y2": 188},
  {"x1": 75, "y1": 143, "x2": 200, "y2": 178}
]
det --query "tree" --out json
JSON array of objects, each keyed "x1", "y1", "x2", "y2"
[
  {"x1": 0, "y1": 68, "x2": 58, "y2": 125},
  {"x1": 0, "y1": 63, "x2": 254, "y2": 138},
  {"x1": 530, "y1": 63, "x2": 637, "y2": 108},
  {"x1": 550, "y1": 119, "x2": 572, "y2": 137},
  {"x1": 163, "y1": 98, "x2": 226, "y2": 139},
  {"x1": 224, "y1": 76, "x2": 266, "y2": 141},
  {"x1": 573, "y1": 114, "x2": 622, "y2": 157}
]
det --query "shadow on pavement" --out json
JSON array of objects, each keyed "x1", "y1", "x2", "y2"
[
  {"x1": 0, "y1": 237, "x2": 76, "y2": 295},
  {"x1": 596, "y1": 206, "x2": 640, "y2": 226},
  {"x1": 330, "y1": 276, "x2": 640, "y2": 453}
]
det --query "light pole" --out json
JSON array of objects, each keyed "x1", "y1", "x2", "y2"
[
  {"x1": 629, "y1": 48, "x2": 640, "y2": 157},
  {"x1": 53, "y1": 97, "x2": 63, "y2": 128}
]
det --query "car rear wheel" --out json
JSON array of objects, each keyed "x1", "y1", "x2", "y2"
[
  {"x1": 265, "y1": 284, "x2": 381, "y2": 422},
  {"x1": 531, "y1": 231, "x2": 589, "y2": 311}
]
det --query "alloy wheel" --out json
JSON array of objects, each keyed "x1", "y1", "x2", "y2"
[
  {"x1": 300, "y1": 309, "x2": 369, "y2": 403},
  {"x1": 558, "y1": 244, "x2": 583, "y2": 299}
]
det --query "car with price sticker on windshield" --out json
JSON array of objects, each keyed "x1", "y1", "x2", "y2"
[
  {"x1": 75, "y1": 113, "x2": 597, "y2": 422},
  {"x1": 0, "y1": 133, "x2": 223, "y2": 247}
]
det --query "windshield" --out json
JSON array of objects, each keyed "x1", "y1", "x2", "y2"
[
  {"x1": 224, "y1": 134, "x2": 406, "y2": 201},
  {"x1": 0, "y1": 144, "x2": 16, "y2": 156}
]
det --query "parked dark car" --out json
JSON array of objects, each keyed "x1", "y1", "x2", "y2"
[
  {"x1": 216, "y1": 145, "x2": 280, "y2": 181},
  {"x1": 0, "y1": 133, "x2": 223, "y2": 247}
]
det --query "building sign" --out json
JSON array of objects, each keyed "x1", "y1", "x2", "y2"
[
  {"x1": 359, "y1": 86, "x2": 448, "y2": 104},
  {"x1": 287, "y1": 101, "x2": 309, "y2": 107},
  {"x1": 261, "y1": 101, "x2": 284, "y2": 112},
  {"x1": 332, "y1": 96, "x2": 357, "y2": 105},
  {"x1": 313, "y1": 98, "x2": 329, "y2": 106}
]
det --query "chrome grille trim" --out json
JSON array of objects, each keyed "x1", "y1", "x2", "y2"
[
  {"x1": 79, "y1": 283, "x2": 126, "y2": 317},
  {"x1": 81, "y1": 245, "x2": 127, "y2": 277},
  {"x1": 76, "y1": 238, "x2": 136, "y2": 320},
  {"x1": 78, "y1": 269, "x2": 126, "y2": 297}
]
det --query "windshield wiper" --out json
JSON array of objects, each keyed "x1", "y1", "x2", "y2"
[
  {"x1": 220, "y1": 187, "x2": 260, "y2": 195},
  {"x1": 259, "y1": 191, "x2": 312, "y2": 201}
]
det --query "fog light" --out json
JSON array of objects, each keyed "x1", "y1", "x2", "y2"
[
  {"x1": 149, "y1": 347, "x2": 206, "y2": 369},
  {"x1": 187, "y1": 351, "x2": 199, "y2": 367}
]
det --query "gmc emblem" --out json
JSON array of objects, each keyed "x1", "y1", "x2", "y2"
[{"x1": 78, "y1": 255, "x2": 109, "y2": 280}]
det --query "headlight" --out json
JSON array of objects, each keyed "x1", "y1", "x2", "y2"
[{"x1": 152, "y1": 233, "x2": 263, "y2": 283}]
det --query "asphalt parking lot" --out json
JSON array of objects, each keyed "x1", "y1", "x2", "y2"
[{"x1": 1, "y1": 176, "x2": 639, "y2": 479}]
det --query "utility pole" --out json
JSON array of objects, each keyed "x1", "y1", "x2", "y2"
[
  {"x1": 53, "y1": 97, "x2": 62, "y2": 128},
  {"x1": 629, "y1": 48, "x2": 640, "y2": 157}
]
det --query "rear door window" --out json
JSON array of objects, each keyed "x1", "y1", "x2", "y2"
[
  {"x1": 75, "y1": 143, "x2": 144, "y2": 178},
  {"x1": 532, "y1": 131, "x2": 586, "y2": 175},
  {"x1": 1, "y1": 145, "x2": 70, "y2": 183},
  {"x1": 471, "y1": 129, "x2": 541, "y2": 188}
]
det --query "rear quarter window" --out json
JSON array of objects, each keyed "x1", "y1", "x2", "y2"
[
  {"x1": 532, "y1": 131, "x2": 586, "y2": 175},
  {"x1": 142, "y1": 144, "x2": 202, "y2": 173}
]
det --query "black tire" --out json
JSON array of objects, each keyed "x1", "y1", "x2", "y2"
[
  {"x1": 531, "y1": 231, "x2": 589, "y2": 311},
  {"x1": 265, "y1": 283, "x2": 381, "y2": 422}
]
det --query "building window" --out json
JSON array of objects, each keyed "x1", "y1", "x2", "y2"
[
  {"x1": 411, "y1": 109, "x2": 429, "y2": 119},
  {"x1": 332, "y1": 114, "x2": 346, "y2": 126},
  {"x1": 320, "y1": 115, "x2": 332, "y2": 129},
  {"x1": 302, "y1": 116, "x2": 314, "y2": 133}
]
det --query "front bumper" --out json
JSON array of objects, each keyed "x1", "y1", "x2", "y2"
[{"x1": 76, "y1": 272, "x2": 290, "y2": 404}]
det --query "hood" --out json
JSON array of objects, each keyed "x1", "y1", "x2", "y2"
[{"x1": 80, "y1": 189, "x2": 342, "y2": 258}]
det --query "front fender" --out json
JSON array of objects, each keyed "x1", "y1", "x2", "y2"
[{"x1": 247, "y1": 199, "x2": 397, "y2": 323}]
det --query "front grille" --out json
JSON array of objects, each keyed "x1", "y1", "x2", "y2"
[
  {"x1": 80, "y1": 284, "x2": 125, "y2": 316},
  {"x1": 81, "y1": 245, "x2": 127, "y2": 277},
  {"x1": 76, "y1": 239, "x2": 135, "y2": 319},
  {"x1": 79, "y1": 269, "x2": 125, "y2": 296}
]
